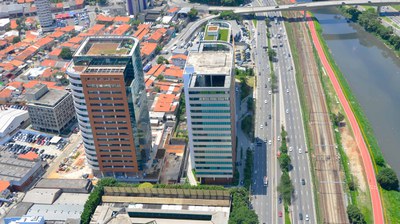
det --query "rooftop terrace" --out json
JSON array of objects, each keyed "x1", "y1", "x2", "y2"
[{"x1": 74, "y1": 36, "x2": 138, "y2": 57}]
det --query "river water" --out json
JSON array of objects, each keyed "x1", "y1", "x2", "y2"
[{"x1": 311, "y1": 8, "x2": 400, "y2": 177}]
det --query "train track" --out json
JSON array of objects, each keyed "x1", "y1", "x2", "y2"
[{"x1": 282, "y1": 8, "x2": 349, "y2": 223}]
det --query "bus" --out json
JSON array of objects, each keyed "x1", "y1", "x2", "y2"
[
  {"x1": 143, "y1": 63, "x2": 152, "y2": 72},
  {"x1": 264, "y1": 176, "x2": 268, "y2": 186}
]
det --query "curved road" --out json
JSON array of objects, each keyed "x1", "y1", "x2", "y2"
[{"x1": 307, "y1": 14, "x2": 384, "y2": 224}]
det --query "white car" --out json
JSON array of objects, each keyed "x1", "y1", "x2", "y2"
[
  {"x1": 305, "y1": 214, "x2": 309, "y2": 221},
  {"x1": 260, "y1": 125, "x2": 263, "y2": 129},
  {"x1": 289, "y1": 147, "x2": 293, "y2": 152},
  {"x1": 277, "y1": 136, "x2": 281, "y2": 141},
  {"x1": 268, "y1": 90, "x2": 272, "y2": 95},
  {"x1": 286, "y1": 109, "x2": 289, "y2": 114},
  {"x1": 264, "y1": 100, "x2": 268, "y2": 104},
  {"x1": 268, "y1": 140, "x2": 272, "y2": 145},
  {"x1": 286, "y1": 89, "x2": 289, "y2": 93},
  {"x1": 299, "y1": 148, "x2": 302, "y2": 154}
]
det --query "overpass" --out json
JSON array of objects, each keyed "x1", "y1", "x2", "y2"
[{"x1": 207, "y1": 0, "x2": 400, "y2": 15}]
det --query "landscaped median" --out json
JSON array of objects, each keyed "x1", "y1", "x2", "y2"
[{"x1": 309, "y1": 16, "x2": 400, "y2": 224}]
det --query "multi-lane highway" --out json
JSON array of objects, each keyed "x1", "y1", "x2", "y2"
[{"x1": 250, "y1": 0, "x2": 317, "y2": 222}]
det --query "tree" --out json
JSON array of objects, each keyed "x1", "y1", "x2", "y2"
[
  {"x1": 377, "y1": 167, "x2": 399, "y2": 191},
  {"x1": 60, "y1": 47, "x2": 73, "y2": 60},
  {"x1": 332, "y1": 112, "x2": 345, "y2": 126},
  {"x1": 375, "y1": 155, "x2": 385, "y2": 167},
  {"x1": 155, "y1": 45, "x2": 162, "y2": 54},
  {"x1": 219, "y1": 10, "x2": 242, "y2": 21},
  {"x1": 270, "y1": 71, "x2": 278, "y2": 90},
  {"x1": 347, "y1": 204, "x2": 366, "y2": 224},
  {"x1": 157, "y1": 56, "x2": 167, "y2": 64},
  {"x1": 12, "y1": 36, "x2": 21, "y2": 44},
  {"x1": 278, "y1": 172, "x2": 294, "y2": 205},
  {"x1": 153, "y1": 86, "x2": 161, "y2": 92},
  {"x1": 228, "y1": 188, "x2": 259, "y2": 224},
  {"x1": 279, "y1": 153, "x2": 291, "y2": 172},
  {"x1": 247, "y1": 97, "x2": 254, "y2": 111},
  {"x1": 268, "y1": 48, "x2": 277, "y2": 61},
  {"x1": 98, "y1": 0, "x2": 107, "y2": 6},
  {"x1": 188, "y1": 8, "x2": 198, "y2": 21},
  {"x1": 156, "y1": 74, "x2": 164, "y2": 81}
]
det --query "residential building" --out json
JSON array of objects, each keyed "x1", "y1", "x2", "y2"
[
  {"x1": 66, "y1": 36, "x2": 152, "y2": 178},
  {"x1": 171, "y1": 54, "x2": 187, "y2": 68},
  {"x1": 183, "y1": 42, "x2": 236, "y2": 184},
  {"x1": 26, "y1": 84, "x2": 76, "y2": 134},
  {"x1": 35, "y1": 0, "x2": 54, "y2": 30},
  {"x1": 126, "y1": 0, "x2": 147, "y2": 16}
]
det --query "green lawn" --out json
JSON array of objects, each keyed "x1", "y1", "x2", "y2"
[
  {"x1": 391, "y1": 5, "x2": 400, "y2": 11},
  {"x1": 218, "y1": 28, "x2": 229, "y2": 42},
  {"x1": 204, "y1": 30, "x2": 216, "y2": 40}
]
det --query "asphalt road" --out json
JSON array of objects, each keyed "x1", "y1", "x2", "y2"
[{"x1": 250, "y1": 0, "x2": 317, "y2": 222}]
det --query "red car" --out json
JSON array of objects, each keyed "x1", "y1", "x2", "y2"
[{"x1": 278, "y1": 211, "x2": 283, "y2": 217}]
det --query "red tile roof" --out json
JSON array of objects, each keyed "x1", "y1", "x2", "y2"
[
  {"x1": 41, "y1": 59, "x2": 57, "y2": 67},
  {"x1": 96, "y1": 14, "x2": 114, "y2": 22},
  {"x1": 60, "y1": 25, "x2": 75, "y2": 33},
  {"x1": 154, "y1": 94, "x2": 178, "y2": 112},
  {"x1": 155, "y1": 81, "x2": 183, "y2": 93},
  {"x1": 9, "y1": 60, "x2": 24, "y2": 67},
  {"x1": 171, "y1": 54, "x2": 187, "y2": 60},
  {"x1": 112, "y1": 24, "x2": 130, "y2": 35},
  {"x1": 10, "y1": 20, "x2": 17, "y2": 29},
  {"x1": 34, "y1": 37, "x2": 54, "y2": 48},
  {"x1": 114, "y1": 16, "x2": 130, "y2": 23},
  {"x1": 7, "y1": 81, "x2": 23, "y2": 89},
  {"x1": 41, "y1": 68, "x2": 56, "y2": 79},
  {"x1": 18, "y1": 151, "x2": 38, "y2": 161},
  {"x1": 148, "y1": 28, "x2": 167, "y2": 42},
  {"x1": 147, "y1": 64, "x2": 166, "y2": 77},
  {"x1": 133, "y1": 24, "x2": 150, "y2": 41},
  {"x1": 23, "y1": 80, "x2": 64, "y2": 90},
  {"x1": 140, "y1": 42, "x2": 158, "y2": 57},
  {"x1": 0, "y1": 88, "x2": 12, "y2": 99},
  {"x1": 68, "y1": 36, "x2": 83, "y2": 44},
  {"x1": 167, "y1": 7, "x2": 180, "y2": 14},
  {"x1": 56, "y1": 2, "x2": 63, "y2": 8},
  {"x1": 50, "y1": 31, "x2": 64, "y2": 38},
  {"x1": 87, "y1": 24, "x2": 105, "y2": 35},
  {"x1": 0, "y1": 63, "x2": 16, "y2": 71},
  {"x1": 164, "y1": 66, "x2": 183, "y2": 78},
  {"x1": 0, "y1": 180, "x2": 10, "y2": 192},
  {"x1": 49, "y1": 48, "x2": 62, "y2": 57},
  {"x1": 75, "y1": 0, "x2": 84, "y2": 5},
  {"x1": 15, "y1": 46, "x2": 37, "y2": 61}
]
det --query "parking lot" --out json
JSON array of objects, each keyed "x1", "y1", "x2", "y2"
[
  {"x1": 55, "y1": 10, "x2": 90, "y2": 29},
  {"x1": 1, "y1": 131, "x2": 68, "y2": 162}
]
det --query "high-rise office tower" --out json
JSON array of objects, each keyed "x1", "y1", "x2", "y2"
[
  {"x1": 35, "y1": 0, "x2": 54, "y2": 30},
  {"x1": 183, "y1": 43, "x2": 236, "y2": 184},
  {"x1": 126, "y1": 0, "x2": 147, "y2": 16},
  {"x1": 67, "y1": 36, "x2": 152, "y2": 178}
]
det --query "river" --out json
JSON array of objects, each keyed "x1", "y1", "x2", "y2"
[{"x1": 311, "y1": 8, "x2": 400, "y2": 177}]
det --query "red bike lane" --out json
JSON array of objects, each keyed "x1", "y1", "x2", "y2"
[{"x1": 306, "y1": 15, "x2": 384, "y2": 224}]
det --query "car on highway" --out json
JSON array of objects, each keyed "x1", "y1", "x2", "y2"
[
  {"x1": 268, "y1": 90, "x2": 272, "y2": 95},
  {"x1": 299, "y1": 213, "x2": 303, "y2": 220},
  {"x1": 268, "y1": 140, "x2": 272, "y2": 145},
  {"x1": 269, "y1": 114, "x2": 272, "y2": 119},
  {"x1": 289, "y1": 146, "x2": 293, "y2": 152},
  {"x1": 265, "y1": 121, "x2": 268, "y2": 126},
  {"x1": 286, "y1": 89, "x2": 289, "y2": 93},
  {"x1": 299, "y1": 148, "x2": 302, "y2": 154},
  {"x1": 302, "y1": 178, "x2": 306, "y2": 185},
  {"x1": 305, "y1": 214, "x2": 309, "y2": 221},
  {"x1": 278, "y1": 211, "x2": 282, "y2": 217},
  {"x1": 277, "y1": 136, "x2": 281, "y2": 141},
  {"x1": 260, "y1": 124, "x2": 263, "y2": 129},
  {"x1": 286, "y1": 109, "x2": 289, "y2": 114},
  {"x1": 264, "y1": 100, "x2": 268, "y2": 104}
]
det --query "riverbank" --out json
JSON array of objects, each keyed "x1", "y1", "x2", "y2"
[{"x1": 309, "y1": 14, "x2": 400, "y2": 223}]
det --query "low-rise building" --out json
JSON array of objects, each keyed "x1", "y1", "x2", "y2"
[
  {"x1": 0, "y1": 152, "x2": 44, "y2": 191},
  {"x1": 26, "y1": 84, "x2": 75, "y2": 134},
  {"x1": 170, "y1": 54, "x2": 187, "y2": 68},
  {"x1": 0, "y1": 108, "x2": 30, "y2": 140}
]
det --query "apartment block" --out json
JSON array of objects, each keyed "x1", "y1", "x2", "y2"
[
  {"x1": 67, "y1": 36, "x2": 152, "y2": 178},
  {"x1": 36, "y1": 0, "x2": 54, "y2": 30},
  {"x1": 126, "y1": 0, "x2": 147, "y2": 16},
  {"x1": 183, "y1": 43, "x2": 236, "y2": 184},
  {"x1": 26, "y1": 84, "x2": 76, "y2": 134}
]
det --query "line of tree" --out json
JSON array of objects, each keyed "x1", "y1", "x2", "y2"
[
  {"x1": 277, "y1": 126, "x2": 294, "y2": 205},
  {"x1": 340, "y1": 7, "x2": 400, "y2": 51}
]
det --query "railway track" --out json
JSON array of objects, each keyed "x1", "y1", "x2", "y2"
[{"x1": 282, "y1": 8, "x2": 349, "y2": 223}]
